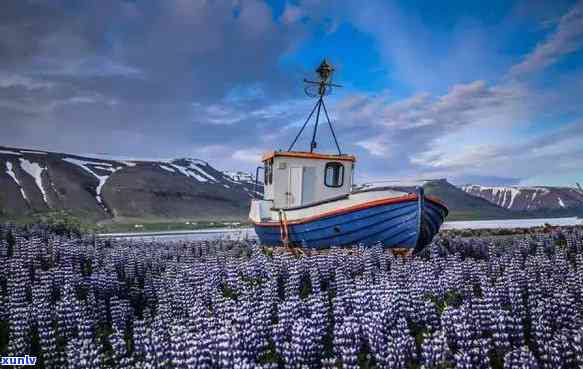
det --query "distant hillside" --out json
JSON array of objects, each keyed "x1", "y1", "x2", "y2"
[
  {"x1": 462, "y1": 184, "x2": 583, "y2": 213},
  {"x1": 422, "y1": 179, "x2": 514, "y2": 220},
  {"x1": 357, "y1": 179, "x2": 521, "y2": 220},
  {"x1": 0, "y1": 146, "x2": 261, "y2": 222},
  {"x1": 2, "y1": 145, "x2": 581, "y2": 224}
]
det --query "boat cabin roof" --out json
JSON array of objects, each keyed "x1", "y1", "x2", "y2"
[{"x1": 262, "y1": 151, "x2": 356, "y2": 163}]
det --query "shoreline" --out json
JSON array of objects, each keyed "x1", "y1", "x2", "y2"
[{"x1": 97, "y1": 216, "x2": 582, "y2": 239}]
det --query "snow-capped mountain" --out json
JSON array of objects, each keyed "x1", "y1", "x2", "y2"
[
  {"x1": 462, "y1": 185, "x2": 583, "y2": 211},
  {"x1": 2, "y1": 144, "x2": 581, "y2": 223},
  {"x1": 0, "y1": 146, "x2": 261, "y2": 221}
]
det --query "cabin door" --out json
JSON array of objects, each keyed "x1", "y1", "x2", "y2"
[
  {"x1": 302, "y1": 167, "x2": 316, "y2": 204},
  {"x1": 288, "y1": 167, "x2": 303, "y2": 207}
]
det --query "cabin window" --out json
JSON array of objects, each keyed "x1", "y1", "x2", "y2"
[{"x1": 325, "y1": 162, "x2": 344, "y2": 187}]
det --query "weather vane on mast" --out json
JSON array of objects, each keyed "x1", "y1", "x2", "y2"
[{"x1": 288, "y1": 59, "x2": 343, "y2": 154}]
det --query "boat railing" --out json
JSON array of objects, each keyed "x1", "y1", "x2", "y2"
[{"x1": 253, "y1": 166, "x2": 265, "y2": 200}]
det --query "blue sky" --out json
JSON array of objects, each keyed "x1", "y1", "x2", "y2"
[{"x1": 1, "y1": 0, "x2": 582, "y2": 186}]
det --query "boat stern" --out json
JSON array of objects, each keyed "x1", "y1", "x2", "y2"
[
  {"x1": 415, "y1": 194, "x2": 449, "y2": 251},
  {"x1": 249, "y1": 199, "x2": 273, "y2": 223}
]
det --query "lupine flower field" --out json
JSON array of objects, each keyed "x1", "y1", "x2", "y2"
[{"x1": 1, "y1": 224, "x2": 583, "y2": 369}]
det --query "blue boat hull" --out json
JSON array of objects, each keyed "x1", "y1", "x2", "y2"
[{"x1": 254, "y1": 195, "x2": 448, "y2": 251}]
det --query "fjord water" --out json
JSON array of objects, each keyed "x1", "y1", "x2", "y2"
[{"x1": 441, "y1": 216, "x2": 582, "y2": 229}]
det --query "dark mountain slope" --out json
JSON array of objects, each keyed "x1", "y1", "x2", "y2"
[
  {"x1": 422, "y1": 179, "x2": 513, "y2": 220},
  {"x1": 2, "y1": 145, "x2": 580, "y2": 223},
  {"x1": 0, "y1": 146, "x2": 260, "y2": 222}
]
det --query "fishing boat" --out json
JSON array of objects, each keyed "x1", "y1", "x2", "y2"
[{"x1": 249, "y1": 60, "x2": 448, "y2": 252}]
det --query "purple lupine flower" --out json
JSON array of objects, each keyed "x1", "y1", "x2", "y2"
[
  {"x1": 66, "y1": 337, "x2": 103, "y2": 369},
  {"x1": 31, "y1": 270, "x2": 58, "y2": 368},
  {"x1": 333, "y1": 314, "x2": 359, "y2": 369},
  {"x1": 290, "y1": 317, "x2": 318, "y2": 368},
  {"x1": 57, "y1": 282, "x2": 81, "y2": 340},
  {"x1": 571, "y1": 327, "x2": 583, "y2": 369},
  {"x1": 420, "y1": 299, "x2": 440, "y2": 332},
  {"x1": 492, "y1": 308, "x2": 512, "y2": 354},
  {"x1": 531, "y1": 311, "x2": 553, "y2": 369},
  {"x1": 2, "y1": 223, "x2": 583, "y2": 369},
  {"x1": 320, "y1": 357, "x2": 338, "y2": 369},
  {"x1": 7, "y1": 258, "x2": 31, "y2": 356},
  {"x1": 549, "y1": 332, "x2": 575, "y2": 369},
  {"x1": 420, "y1": 330, "x2": 450, "y2": 369},
  {"x1": 454, "y1": 351, "x2": 474, "y2": 369},
  {"x1": 503, "y1": 346, "x2": 539, "y2": 369},
  {"x1": 132, "y1": 318, "x2": 148, "y2": 360},
  {"x1": 109, "y1": 327, "x2": 132, "y2": 369}
]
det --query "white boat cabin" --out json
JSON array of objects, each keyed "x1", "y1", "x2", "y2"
[{"x1": 262, "y1": 151, "x2": 356, "y2": 209}]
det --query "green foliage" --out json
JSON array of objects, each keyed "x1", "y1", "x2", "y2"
[
  {"x1": 98, "y1": 220, "x2": 251, "y2": 234},
  {"x1": 257, "y1": 339, "x2": 280, "y2": 365},
  {"x1": 221, "y1": 283, "x2": 239, "y2": 300},
  {"x1": 0, "y1": 194, "x2": 5, "y2": 217},
  {"x1": 32, "y1": 210, "x2": 95, "y2": 236},
  {"x1": 299, "y1": 275, "x2": 312, "y2": 299},
  {"x1": 6, "y1": 232, "x2": 15, "y2": 257},
  {"x1": 358, "y1": 349, "x2": 375, "y2": 369},
  {"x1": 0, "y1": 320, "x2": 8, "y2": 356}
]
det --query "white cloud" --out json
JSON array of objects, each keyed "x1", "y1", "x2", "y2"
[
  {"x1": 337, "y1": 80, "x2": 529, "y2": 136},
  {"x1": 232, "y1": 148, "x2": 265, "y2": 163},
  {"x1": 411, "y1": 121, "x2": 583, "y2": 184},
  {"x1": 281, "y1": 3, "x2": 303, "y2": 24},
  {"x1": 411, "y1": 145, "x2": 503, "y2": 169},
  {"x1": 509, "y1": 1, "x2": 583, "y2": 77},
  {"x1": 44, "y1": 57, "x2": 143, "y2": 78},
  {"x1": 356, "y1": 137, "x2": 390, "y2": 157},
  {"x1": 0, "y1": 74, "x2": 54, "y2": 90}
]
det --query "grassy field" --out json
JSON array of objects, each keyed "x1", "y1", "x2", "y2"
[
  {"x1": 0, "y1": 210, "x2": 251, "y2": 234},
  {"x1": 96, "y1": 219, "x2": 250, "y2": 233}
]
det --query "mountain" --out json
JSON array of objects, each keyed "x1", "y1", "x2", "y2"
[
  {"x1": 356, "y1": 179, "x2": 515, "y2": 220},
  {"x1": 422, "y1": 179, "x2": 514, "y2": 220},
  {"x1": 368, "y1": 179, "x2": 583, "y2": 220},
  {"x1": 1, "y1": 145, "x2": 581, "y2": 224},
  {"x1": 0, "y1": 146, "x2": 261, "y2": 222},
  {"x1": 462, "y1": 185, "x2": 583, "y2": 214}
]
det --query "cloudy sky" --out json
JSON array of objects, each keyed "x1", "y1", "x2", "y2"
[{"x1": 1, "y1": 0, "x2": 582, "y2": 186}]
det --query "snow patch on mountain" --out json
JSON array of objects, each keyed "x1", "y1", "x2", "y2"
[
  {"x1": 63, "y1": 157, "x2": 122, "y2": 205},
  {"x1": 1, "y1": 146, "x2": 264, "y2": 219},
  {"x1": 168, "y1": 159, "x2": 218, "y2": 182},
  {"x1": 159, "y1": 165, "x2": 175, "y2": 173},
  {"x1": 19, "y1": 159, "x2": 48, "y2": 204},
  {"x1": 193, "y1": 166, "x2": 216, "y2": 182},
  {"x1": 462, "y1": 184, "x2": 583, "y2": 211},
  {"x1": 5, "y1": 161, "x2": 27, "y2": 201},
  {"x1": 20, "y1": 150, "x2": 47, "y2": 155},
  {"x1": 173, "y1": 158, "x2": 208, "y2": 166},
  {"x1": 170, "y1": 164, "x2": 209, "y2": 182}
]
